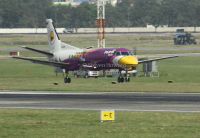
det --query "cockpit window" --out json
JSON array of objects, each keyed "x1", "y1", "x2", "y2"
[
  {"x1": 129, "y1": 51, "x2": 133, "y2": 55},
  {"x1": 115, "y1": 51, "x2": 133, "y2": 56},
  {"x1": 115, "y1": 51, "x2": 121, "y2": 56},
  {"x1": 121, "y1": 52, "x2": 129, "y2": 56}
]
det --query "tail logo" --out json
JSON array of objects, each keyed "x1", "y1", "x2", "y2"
[{"x1": 50, "y1": 31, "x2": 54, "y2": 41}]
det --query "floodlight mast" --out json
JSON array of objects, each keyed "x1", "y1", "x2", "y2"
[{"x1": 97, "y1": 0, "x2": 105, "y2": 49}]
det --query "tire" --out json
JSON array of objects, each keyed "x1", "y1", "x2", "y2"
[
  {"x1": 118, "y1": 77, "x2": 121, "y2": 83},
  {"x1": 64, "y1": 78, "x2": 68, "y2": 83},
  {"x1": 121, "y1": 77, "x2": 124, "y2": 83},
  {"x1": 67, "y1": 78, "x2": 71, "y2": 83}
]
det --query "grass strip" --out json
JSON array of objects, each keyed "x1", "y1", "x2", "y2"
[{"x1": 0, "y1": 109, "x2": 200, "y2": 138}]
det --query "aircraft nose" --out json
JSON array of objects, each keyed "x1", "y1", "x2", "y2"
[{"x1": 118, "y1": 56, "x2": 138, "y2": 69}]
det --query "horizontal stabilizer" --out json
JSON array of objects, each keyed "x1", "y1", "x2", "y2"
[
  {"x1": 60, "y1": 43, "x2": 80, "y2": 50},
  {"x1": 11, "y1": 56, "x2": 69, "y2": 68},
  {"x1": 138, "y1": 55, "x2": 178, "y2": 64},
  {"x1": 83, "y1": 46, "x2": 94, "y2": 50},
  {"x1": 21, "y1": 46, "x2": 54, "y2": 57},
  {"x1": 82, "y1": 64, "x2": 94, "y2": 69}
]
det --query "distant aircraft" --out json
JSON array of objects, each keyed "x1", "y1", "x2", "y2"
[{"x1": 11, "y1": 19, "x2": 178, "y2": 83}]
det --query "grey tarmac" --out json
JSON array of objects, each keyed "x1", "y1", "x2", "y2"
[{"x1": 0, "y1": 91, "x2": 200, "y2": 112}]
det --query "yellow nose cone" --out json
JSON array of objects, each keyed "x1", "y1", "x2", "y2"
[{"x1": 118, "y1": 56, "x2": 138, "y2": 69}]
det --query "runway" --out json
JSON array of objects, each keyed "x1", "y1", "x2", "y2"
[{"x1": 0, "y1": 91, "x2": 200, "y2": 112}]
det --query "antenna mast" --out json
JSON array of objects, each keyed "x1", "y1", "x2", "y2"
[{"x1": 97, "y1": 0, "x2": 105, "y2": 48}]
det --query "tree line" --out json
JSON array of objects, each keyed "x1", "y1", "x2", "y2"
[{"x1": 0, "y1": 0, "x2": 200, "y2": 28}]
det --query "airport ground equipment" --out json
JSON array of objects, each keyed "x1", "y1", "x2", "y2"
[
  {"x1": 139, "y1": 61, "x2": 159, "y2": 77},
  {"x1": 105, "y1": 69, "x2": 137, "y2": 78},
  {"x1": 63, "y1": 28, "x2": 73, "y2": 33},
  {"x1": 73, "y1": 70, "x2": 99, "y2": 78},
  {"x1": 174, "y1": 32, "x2": 197, "y2": 45},
  {"x1": 54, "y1": 67, "x2": 65, "y2": 76}
]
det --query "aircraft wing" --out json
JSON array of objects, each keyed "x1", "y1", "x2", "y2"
[
  {"x1": 138, "y1": 55, "x2": 178, "y2": 64},
  {"x1": 11, "y1": 57, "x2": 69, "y2": 68},
  {"x1": 21, "y1": 46, "x2": 54, "y2": 57}
]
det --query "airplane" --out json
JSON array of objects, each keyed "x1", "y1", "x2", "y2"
[{"x1": 11, "y1": 19, "x2": 178, "y2": 83}]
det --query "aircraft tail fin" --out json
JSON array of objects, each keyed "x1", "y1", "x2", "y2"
[
  {"x1": 46, "y1": 19, "x2": 80, "y2": 52},
  {"x1": 46, "y1": 19, "x2": 61, "y2": 53}
]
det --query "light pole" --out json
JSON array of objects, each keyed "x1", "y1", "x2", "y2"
[{"x1": 128, "y1": 8, "x2": 130, "y2": 31}]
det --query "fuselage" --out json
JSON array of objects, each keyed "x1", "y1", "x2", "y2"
[{"x1": 53, "y1": 48, "x2": 138, "y2": 71}]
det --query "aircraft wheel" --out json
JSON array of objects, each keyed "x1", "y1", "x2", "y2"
[
  {"x1": 64, "y1": 78, "x2": 68, "y2": 83},
  {"x1": 67, "y1": 77, "x2": 71, "y2": 83},
  {"x1": 64, "y1": 77, "x2": 71, "y2": 83},
  {"x1": 118, "y1": 77, "x2": 121, "y2": 83},
  {"x1": 120, "y1": 77, "x2": 124, "y2": 83}
]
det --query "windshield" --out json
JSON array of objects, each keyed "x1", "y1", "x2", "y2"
[
  {"x1": 115, "y1": 51, "x2": 133, "y2": 56},
  {"x1": 115, "y1": 51, "x2": 121, "y2": 56},
  {"x1": 121, "y1": 52, "x2": 129, "y2": 56},
  {"x1": 128, "y1": 51, "x2": 133, "y2": 55}
]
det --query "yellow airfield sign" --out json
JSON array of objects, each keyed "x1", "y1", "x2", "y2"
[{"x1": 101, "y1": 110, "x2": 115, "y2": 122}]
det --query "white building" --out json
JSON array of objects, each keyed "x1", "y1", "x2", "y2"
[{"x1": 53, "y1": 0, "x2": 119, "y2": 7}]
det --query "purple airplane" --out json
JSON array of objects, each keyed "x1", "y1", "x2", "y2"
[{"x1": 11, "y1": 19, "x2": 178, "y2": 83}]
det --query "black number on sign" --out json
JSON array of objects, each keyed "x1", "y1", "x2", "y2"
[{"x1": 109, "y1": 113, "x2": 112, "y2": 118}]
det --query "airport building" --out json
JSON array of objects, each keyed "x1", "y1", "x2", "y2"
[{"x1": 53, "y1": 0, "x2": 119, "y2": 7}]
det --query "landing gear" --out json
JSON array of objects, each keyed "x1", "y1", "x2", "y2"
[
  {"x1": 64, "y1": 77, "x2": 71, "y2": 83},
  {"x1": 117, "y1": 70, "x2": 130, "y2": 83},
  {"x1": 124, "y1": 69, "x2": 130, "y2": 82},
  {"x1": 64, "y1": 70, "x2": 71, "y2": 83},
  {"x1": 118, "y1": 77, "x2": 124, "y2": 83},
  {"x1": 125, "y1": 78, "x2": 130, "y2": 82}
]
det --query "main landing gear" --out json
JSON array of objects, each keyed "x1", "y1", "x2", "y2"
[
  {"x1": 64, "y1": 70, "x2": 71, "y2": 83},
  {"x1": 117, "y1": 70, "x2": 130, "y2": 83}
]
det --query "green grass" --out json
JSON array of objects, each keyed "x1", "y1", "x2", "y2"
[
  {"x1": 0, "y1": 109, "x2": 200, "y2": 138},
  {"x1": 0, "y1": 34, "x2": 200, "y2": 48},
  {"x1": 0, "y1": 34, "x2": 200, "y2": 92},
  {"x1": 1, "y1": 34, "x2": 200, "y2": 138},
  {"x1": 0, "y1": 56, "x2": 200, "y2": 92}
]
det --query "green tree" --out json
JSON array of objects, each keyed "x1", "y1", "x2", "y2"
[
  {"x1": 105, "y1": 4, "x2": 123, "y2": 28},
  {"x1": 0, "y1": 0, "x2": 24, "y2": 28},
  {"x1": 187, "y1": 0, "x2": 200, "y2": 31}
]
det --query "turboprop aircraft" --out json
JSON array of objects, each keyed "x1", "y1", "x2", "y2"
[{"x1": 11, "y1": 19, "x2": 178, "y2": 83}]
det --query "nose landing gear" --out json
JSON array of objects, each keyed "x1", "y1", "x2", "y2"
[
  {"x1": 64, "y1": 77, "x2": 71, "y2": 83},
  {"x1": 117, "y1": 70, "x2": 130, "y2": 83}
]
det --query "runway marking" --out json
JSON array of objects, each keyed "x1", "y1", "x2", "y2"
[
  {"x1": 1, "y1": 91, "x2": 200, "y2": 95},
  {"x1": 1, "y1": 107, "x2": 200, "y2": 113}
]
